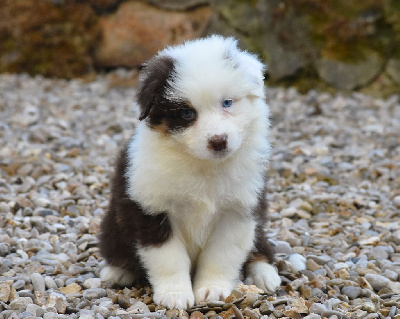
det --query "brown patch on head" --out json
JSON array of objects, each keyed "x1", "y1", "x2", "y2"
[
  {"x1": 137, "y1": 55, "x2": 197, "y2": 133},
  {"x1": 147, "y1": 99, "x2": 197, "y2": 134},
  {"x1": 137, "y1": 56, "x2": 174, "y2": 121}
]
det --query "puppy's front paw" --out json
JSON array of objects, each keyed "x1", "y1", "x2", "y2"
[
  {"x1": 194, "y1": 283, "x2": 232, "y2": 304},
  {"x1": 100, "y1": 265, "x2": 135, "y2": 286},
  {"x1": 153, "y1": 290, "x2": 194, "y2": 309},
  {"x1": 245, "y1": 262, "x2": 281, "y2": 293}
]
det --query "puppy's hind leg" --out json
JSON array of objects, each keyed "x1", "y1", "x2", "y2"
[
  {"x1": 245, "y1": 190, "x2": 281, "y2": 293},
  {"x1": 100, "y1": 265, "x2": 136, "y2": 286},
  {"x1": 244, "y1": 257, "x2": 281, "y2": 293},
  {"x1": 244, "y1": 236, "x2": 281, "y2": 293}
]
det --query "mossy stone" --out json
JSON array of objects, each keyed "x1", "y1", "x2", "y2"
[
  {"x1": 0, "y1": 0, "x2": 99, "y2": 78},
  {"x1": 386, "y1": 59, "x2": 400, "y2": 84},
  {"x1": 316, "y1": 50, "x2": 384, "y2": 90}
]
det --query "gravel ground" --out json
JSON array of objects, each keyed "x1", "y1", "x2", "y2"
[{"x1": 0, "y1": 72, "x2": 399, "y2": 319}]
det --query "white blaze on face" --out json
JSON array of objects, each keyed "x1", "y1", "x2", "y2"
[{"x1": 171, "y1": 98, "x2": 252, "y2": 160}]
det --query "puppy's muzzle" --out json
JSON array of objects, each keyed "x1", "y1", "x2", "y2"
[{"x1": 208, "y1": 134, "x2": 228, "y2": 152}]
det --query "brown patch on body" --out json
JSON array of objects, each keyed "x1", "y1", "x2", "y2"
[
  {"x1": 98, "y1": 145, "x2": 172, "y2": 283},
  {"x1": 243, "y1": 182, "x2": 275, "y2": 275},
  {"x1": 246, "y1": 252, "x2": 271, "y2": 264}
]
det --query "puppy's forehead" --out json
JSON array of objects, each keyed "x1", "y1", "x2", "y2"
[{"x1": 163, "y1": 36, "x2": 265, "y2": 103}]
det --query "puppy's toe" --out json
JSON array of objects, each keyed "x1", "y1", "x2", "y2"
[
  {"x1": 245, "y1": 262, "x2": 281, "y2": 293},
  {"x1": 100, "y1": 265, "x2": 135, "y2": 286},
  {"x1": 153, "y1": 291, "x2": 194, "y2": 309},
  {"x1": 194, "y1": 284, "x2": 232, "y2": 304}
]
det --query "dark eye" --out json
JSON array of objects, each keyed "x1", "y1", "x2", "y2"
[
  {"x1": 222, "y1": 99, "x2": 233, "y2": 108},
  {"x1": 181, "y1": 108, "x2": 196, "y2": 120}
]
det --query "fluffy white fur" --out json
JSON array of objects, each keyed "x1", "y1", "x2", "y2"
[
  {"x1": 104, "y1": 35, "x2": 281, "y2": 308},
  {"x1": 244, "y1": 262, "x2": 282, "y2": 292},
  {"x1": 100, "y1": 265, "x2": 136, "y2": 287}
]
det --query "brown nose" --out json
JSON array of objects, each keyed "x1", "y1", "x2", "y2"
[{"x1": 208, "y1": 134, "x2": 228, "y2": 152}]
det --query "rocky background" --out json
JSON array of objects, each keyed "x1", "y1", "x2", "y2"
[
  {"x1": 1, "y1": 1, "x2": 400, "y2": 319},
  {"x1": 0, "y1": 72, "x2": 400, "y2": 319},
  {"x1": 0, "y1": 0, "x2": 400, "y2": 96}
]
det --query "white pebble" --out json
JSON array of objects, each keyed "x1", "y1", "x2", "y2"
[
  {"x1": 394, "y1": 196, "x2": 400, "y2": 208},
  {"x1": 364, "y1": 273, "x2": 390, "y2": 291},
  {"x1": 44, "y1": 276, "x2": 58, "y2": 290},
  {"x1": 83, "y1": 278, "x2": 102, "y2": 289},
  {"x1": 288, "y1": 253, "x2": 307, "y2": 272},
  {"x1": 31, "y1": 273, "x2": 46, "y2": 293}
]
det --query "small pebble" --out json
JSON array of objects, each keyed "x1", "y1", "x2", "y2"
[
  {"x1": 83, "y1": 278, "x2": 102, "y2": 289},
  {"x1": 307, "y1": 259, "x2": 321, "y2": 271},
  {"x1": 309, "y1": 303, "x2": 326, "y2": 314},
  {"x1": 383, "y1": 269, "x2": 398, "y2": 281},
  {"x1": 393, "y1": 196, "x2": 400, "y2": 208},
  {"x1": 0, "y1": 243, "x2": 10, "y2": 257},
  {"x1": 0, "y1": 202, "x2": 10, "y2": 213},
  {"x1": 31, "y1": 273, "x2": 46, "y2": 293},
  {"x1": 94, "y1": 305, "x2": 111, "y2": 318},
  {"x1": 259, "y1": 301, "x2": 274, "y2": 315},
  {"x1": 12, "y1": 279, "x2": 26, "y2": 290},
  {"x1": 364, "y1": 274, "x2": 391, "y2": 291},
  {"x1": 82, "y1": 288, "x2": 107, "y2": 299},
  {"x1": 44, "y1": 276, "x2": 58, "y2": 290},
  {"x1": 10, "y1": 297, "x2": 33, "y2": 310},
  {"x1": 274, "y1": 241, "x2": 293, "y2": 255},
  {"x1": 26, "y1": 304, "x2": 43, "y2": 316},
  {"x1": 190, "y1": 310, "x2": 204, "y2": 319},
  {"x1": 1, "y1": 75, "x2": 400, "y2": 319},
  {"x1": 341, "y1": 286, "x2": 362, "y2": 300},
  {"x1": 0, "y1": 280, "x2": 13, "y2": 303}
]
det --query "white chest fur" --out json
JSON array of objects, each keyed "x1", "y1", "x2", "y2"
[
  {"x1": 126, "y1": 123, "x2": 269, "y2": 255},
  {"x1": 128, "y1": 126, "x2": 267, "y2": 208}
]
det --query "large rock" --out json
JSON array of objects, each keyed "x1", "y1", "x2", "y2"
[
  {"x1": 387, "y1": 58, "x2": 400, "y2": 85},
  {"x1": 87, "y1": 0, "x2": 122, "y2": 12},
  {"x1": 263, "y1": 36, "x2": 309, "y2": 80},
  {"x1": 209, "y1": 0, "x2": 318, "y2": 80},
  {"x1": 316, "y1": 50, "x2": 384, "y2": 90},
  {"x1": 0, "y1": 0, "x2": 99, "y2": 78},
  {"x1": 209, "y1": 0, "x2": 400, "y2": 93},
  {"x1": 144, "y1": 0, "x2": 209, "y2": 11},
  {"x1": 95, "y1": 1, "x2": 213, "y2": 68}
]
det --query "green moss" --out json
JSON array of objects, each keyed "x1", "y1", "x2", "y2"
[
  {"x1": 215, "y1": 0, "x2": 263, "y2": 35},
  {"x1": 0, "y1": 0, "x2": 99, "y2": 78},
  {"x1": 265, "y1": 65, "x2": 334, "y2": 95},
  {"x1": 285, "y1": 0, "x2": 396, "y2": 63}
]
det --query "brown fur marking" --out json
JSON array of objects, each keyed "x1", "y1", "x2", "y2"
[
  {"x1": 98, "y1": 145, "x2": 172, "y2": 282},
  {"x1": 243, "y1": 182, "x2": 275, "y2": 275},
  {"x1": 137, "y1": 55, "x2": 197, "y2": 133}
]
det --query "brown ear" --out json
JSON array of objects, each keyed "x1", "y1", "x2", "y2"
[{"x1": 136, "y1": 56, "x2": 175, "y2": 121}]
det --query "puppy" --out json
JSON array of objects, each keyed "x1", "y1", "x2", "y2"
[{"x1": 99, "y1": 35, "x2": 281, "y2": 309}]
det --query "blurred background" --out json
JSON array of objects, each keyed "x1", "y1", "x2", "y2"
[{"x1": 0, "y1": 0, "x2": 399, "y2": 96}]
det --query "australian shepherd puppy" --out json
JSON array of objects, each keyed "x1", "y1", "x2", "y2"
[{"x1": 99, "y1": 35, "x2": 281, "y2": 309}]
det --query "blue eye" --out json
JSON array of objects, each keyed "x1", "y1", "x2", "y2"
[
  {"x1": 222, "y1": 99, "x2": 233, "y2": 108},
  {"x1": 181, "y1": 108, "x2": 196, "y2": 120}
]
